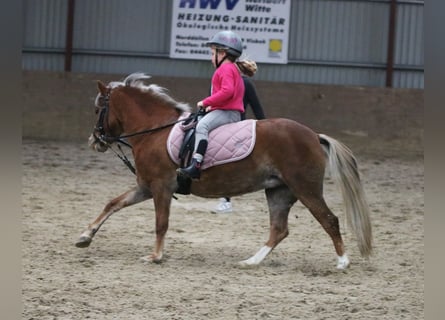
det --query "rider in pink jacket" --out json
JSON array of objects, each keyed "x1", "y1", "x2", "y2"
[
  {"x1": 177, "y1": 30, "x2": 257, "y2": 180},
  {"x1": 202, "y1": 63, "x2": 245, "y2": 113}
]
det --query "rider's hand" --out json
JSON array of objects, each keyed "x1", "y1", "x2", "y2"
[{"x1": 197, "y1": 101, "x2": 212, "y2": 112}]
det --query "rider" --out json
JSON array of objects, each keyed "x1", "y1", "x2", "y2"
[{"x1": 177, "y1": 30, "x2": 257, "y2": 180}]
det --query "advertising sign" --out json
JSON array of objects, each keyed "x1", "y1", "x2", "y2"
[{"x1": 170, "y1": 0, "x2": 291, "y2": 64}]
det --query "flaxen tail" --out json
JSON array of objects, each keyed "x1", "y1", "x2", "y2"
[{"x1": 319, "y1": 134, "x2": 373, "y2": 257}]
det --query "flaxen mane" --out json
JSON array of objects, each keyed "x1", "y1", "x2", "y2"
[{"x1": 122, "y1": 72, "x2": 191, "y2": 113}]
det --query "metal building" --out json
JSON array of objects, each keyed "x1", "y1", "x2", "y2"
[{"x1": 22, "y1": 0, "x2": 424, "y2": 88}]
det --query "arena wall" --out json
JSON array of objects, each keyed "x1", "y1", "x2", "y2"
[{"x1": 23, "y1": 71, "x2": 423, "y2": 158}]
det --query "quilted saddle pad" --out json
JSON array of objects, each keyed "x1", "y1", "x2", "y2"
[{"x1": 167, "y1": 119, "x2": 257, "y2": 170}]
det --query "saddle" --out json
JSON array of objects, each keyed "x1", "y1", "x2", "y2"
[{"x1": 167, "y1": 112, "x2": 257, "y2": 194}]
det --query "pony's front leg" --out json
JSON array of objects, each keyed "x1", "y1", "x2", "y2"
[
  {"x1": 140, "y1": 190, "x2": 173, "y2": 263},
  {"x1": 75, "y1": 186, "x2": 150, "y2": 248}
]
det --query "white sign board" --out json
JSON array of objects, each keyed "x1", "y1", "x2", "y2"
[{"x1": 170, "y1": 0, "x2": 291, "y2": 64}]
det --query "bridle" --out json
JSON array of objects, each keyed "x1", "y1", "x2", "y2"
[
  {"x1": 91, "y1": 87, "x2": 195, "y2": 174},
  {"x1": 93, "y1": 90, "x2": 115, "y2": 143}
]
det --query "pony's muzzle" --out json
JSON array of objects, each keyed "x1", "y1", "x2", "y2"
[{"x1": 88, "y1": 133, "x2": 108, "y2": 152}]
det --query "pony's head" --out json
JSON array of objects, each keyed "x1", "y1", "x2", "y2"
[
  {"x1": 88, "y1": 79, "x2": 118, "y2": 152},
  {"x1": 88, "y1": 73, "x2": 191, "y2": 152}
]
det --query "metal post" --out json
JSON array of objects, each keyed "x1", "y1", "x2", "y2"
[
  {"x1": 385, "y1": 0, "x2": 397, "y2": 87},
  {"x1": 64, "y1": 0, "x2": 75, "y2": 72}
]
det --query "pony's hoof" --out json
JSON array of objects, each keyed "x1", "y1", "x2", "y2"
[
  {"x1": 336, "y1": 254, "x2": 350, "y2": 270},
  {"x1": 237, "y1": 260, "x2": 259, "y2": 269},
  {"x1": 140, "y1": 255, "x2": 163, "y2": 264},
  {"x1": 75, "y1": 236, "x2": 92, "y2": 248},
  {"x1": 139, "y1": 256, "x2": 151, "y2": 263}
]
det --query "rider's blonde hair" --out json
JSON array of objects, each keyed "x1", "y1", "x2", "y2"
[
  {"x1": 214, "y1": 45, "x2": 258, "y2": 77},
  {"x1": 236, "y1": 59, "x2": 257, "y2": 77}
]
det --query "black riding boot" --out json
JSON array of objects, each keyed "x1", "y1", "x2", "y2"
[
  {"x1": 178, "y1": 158, "x2": 202, "y2": 179},
  {"x1": 177, "y1": 140, "x2": 208, "y2": 180}
]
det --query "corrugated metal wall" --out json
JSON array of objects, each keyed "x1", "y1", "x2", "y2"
[
  {"x1": 22, "y1": 0, "x2": 68, "y2": 70},
  {"x1": 22, "y1": 0, "x2": 424, "y2": 88},
  {"x1": 393, "y1": 1, "x2": 424, "y2": 88}
]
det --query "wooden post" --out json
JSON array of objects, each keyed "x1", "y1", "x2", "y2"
[
  {"x1": 64, "y1": 0, "x2": 75, "y2": 72},
  {"x1": 385, "y1": 0, "x2": 397, "y2": 87}
]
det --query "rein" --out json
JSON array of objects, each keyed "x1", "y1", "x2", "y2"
[
  {"x1": 116, "y1": 118, "x2": 190, "y2": 140},
  {"x1": 97, "y1": 117, "x2": 192, "y2": 175},
  {"x1": 93, "y1": 90, "x2": 196, "y2": 176}
]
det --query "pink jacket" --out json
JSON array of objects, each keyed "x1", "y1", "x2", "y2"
[{"x1": 202, "y1": 63, "x2": 245, "y2": 112}]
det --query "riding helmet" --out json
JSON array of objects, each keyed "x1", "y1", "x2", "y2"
[{"x1": 206, "y1": 31, "x2": 243, "y2": 58}]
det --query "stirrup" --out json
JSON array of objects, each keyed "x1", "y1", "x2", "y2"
[{"x1": 177, "y1": 160, "x2": 201, "y2": 180}]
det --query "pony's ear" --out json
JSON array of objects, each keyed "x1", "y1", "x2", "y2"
[{"x1": 97, "y1": 81, "x2": 107, "y2": 94}]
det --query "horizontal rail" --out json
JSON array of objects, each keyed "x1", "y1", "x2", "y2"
[{"x1": 22, "y1": 47, "x2": 424, "y2": 72}]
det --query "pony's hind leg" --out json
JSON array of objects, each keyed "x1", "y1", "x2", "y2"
[
  {"x1": 299, "y1": 193, "x2": 349, "y2": 269},
  {"x1": 239, "y1": 186, "x2": 296, "y2": 267},
  {"x1": 75, "y1": 186, "x2": 150, "y2": 248}
]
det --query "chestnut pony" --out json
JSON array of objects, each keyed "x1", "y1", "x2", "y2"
[{"x1": 76, "y1": 73, "x2": 372, "y2": 269}]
